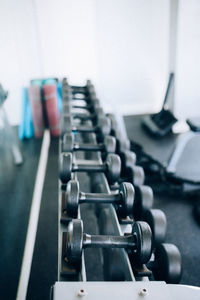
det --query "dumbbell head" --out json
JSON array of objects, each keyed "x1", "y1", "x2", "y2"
[
  {"x1": 62, "y1": 132, "x2": 74, "y2": 152},
  {"x1": 60, "y1": 115, "x2": 72, "y2": 137},
  {"x1": 104, "y1": 135, "x2": 116, "y2": 153},
  {"x1": 98, "y1": 116, "x2": 111, "y2": 136},
  {"x1": 153, "y1": 243, "x2": 182, "y2": 283},
  {"x1": 106, "y1": 153, "x2": 121, "y2": 183},
  {"x1": 132, "y1": 221, "x2": 152, "y2": 265},
  {"x1": 86, "y1": 79, "x2": 92, "y2": 87},
  {"x1": 133, "y1": 185, "x2": 154, "y2": 220},
  {"x1": 118, "y1": 182, "x2": 135, "y2": 217},
  {"x1": 143, "y1": 209, "x2": 167, "y2": 247},
  {"x1": 59, "y1": 152, "x2": 72, "y2": 183},
  {"x1": 117, "y1": 138, "x2": 131, "y2": 153},
  {"x1": 120, "y1": 150, "x2": 136, "y2": 170},
  {"x1": 66, "y1": 219, "x2": 83, "y2": 263},
  {"x1": 62, "y1": 103, "x2": 71, "y2": 115},
  {"x1": 128, "y1": 165, "x2": 145, "y2": 186},
  {"x1": 65, "y1": 180, "x2": 80, "y2": 217}
]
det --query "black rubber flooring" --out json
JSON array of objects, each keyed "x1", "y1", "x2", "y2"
[{"x1": 0, "y1": 129, "x2": 42, "y2": 300}]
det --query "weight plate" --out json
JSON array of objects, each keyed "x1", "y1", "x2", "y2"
[
  {"x1": 95, "y1": 107, "x2": 104, "y2": 117},
  {"x1": 106, "y1": 154, "x2": 121, "y2": 184},
  {"x1": 120, "y1": 182, "x2": 135, "y2": 216},
  {"x1": 60, "y1": 115, "x2": 72, "y2": 137},
  {"x1": 59, "y1": 153, "x2": 72, "y2": 183},
  {"x1": 104, "y1": 136, "x2": 116, "y2": 153},
  {"x1": 86, "y1": 79, "x2": 92, "y2": 87},
  {"x1": 65, "y1": 180, "x2": 79, "y2": 217},
  {"x1": 129, "y1": 165, "x2": 145, "y2": 186},
  {"x1": 134, "y1": 185, "x2": 154, "y2": 220},
  {"x1": 120, "y1": 150, "x2": 136, "y2": 176},
  {"x1": 154, "y1": 243, "x2": 182, "y2": 283},
  {"x1": 62, "y1": 133, "x2": 74, "y2": 152},
  {"x1": 124, "y1": 150, "x2": 136, "y2": 168},
  {"x1": 132, "y1": 221, "x2": 152, "y2": 265},
  {"x1": 143, "y1": 209, "x2": 167, "y2": 247},
  {"x1": 66, "y1": 219, "x2": 83, "y2": 263},
  {"x1": 98, "y1": 116, "x2": 111, "y2": 136}
]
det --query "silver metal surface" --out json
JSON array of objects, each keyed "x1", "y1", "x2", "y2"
[{"x1": 52, "y1": 281, "x2": 200, "y2": 300}]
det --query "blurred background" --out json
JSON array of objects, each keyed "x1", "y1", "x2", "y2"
[{"x1": 1, "y1": 0, "x2": 200, "y2": 125}]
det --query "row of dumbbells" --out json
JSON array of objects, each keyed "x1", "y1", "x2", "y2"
[{"x1": 59, "y1": 79, "x2": 182, "y2": 283}]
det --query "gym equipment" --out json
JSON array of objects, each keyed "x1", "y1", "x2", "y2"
[
  {"x1": 148, "y1": 243, "x2": 182, "y2": 284},
  {"x1": 62, "y1": 97, "x2": 101, "y2": 113},
  {"x1": 62, "y1": 103, "x2": 103, "y2": 121},
  {"x1": 59, "y1": 152, "x2": 121, "y2": 184},
  {"x1": 142, "y1": 73, "x2": 177, "y2": 138},
  {"x1": 64, "y1": 180, "x2": 134, "y2": 218},
  {"x1": 119, "y1": 150, "x2": 136, "y2": 169},
  {"x1": 62, "y1": 133, "x2": 116, "y2": 154},
  {"x1": 106, "y1": 113, "x2": 131, "y2": 152},
  {"x1": 122, "y1": 164, "x2": 145, "y2": 186},
  {"x1": 57, "y1": 78, "x2": 185, "y2": 296},
  {"x1": 60, "y1": 115, "x2": 111, "y2": 138},
  {"x1": 142, "y1": 209, "x2": 167, "y2": 247},
  {"x1": 62, "y1": 80, "x2": 95, "y2": 99},
  {"x1": 133, "y1": 185, "x2": 154, "y2": 219},
  {"x1": 65, "y1": 219, "x2": 152, "y2": 265},
  {"x1": 111, "y1": 184, "x2": 154, "y2": 219}
]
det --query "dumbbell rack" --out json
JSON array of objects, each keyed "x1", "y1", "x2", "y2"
[{"x1": 52, "y1": 79, "x2": 200, "y2": 300}]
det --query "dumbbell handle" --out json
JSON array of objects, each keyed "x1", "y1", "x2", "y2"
[
  {"x1": 70, "y1": 125, "x2": 99, "y2": 133},
  {"x1": 73, "y1": 143, "x2": 104, "y2": 152},
  {"x1": 72, "y1": 163, "x2": 106, "y2": 173},
  {"x1": 72, "y1": 113, "x2": 97, "y2": 121},
  {"x1": 83, "y1": 233, "x2": 136, "y2": 249},
  {"x1": 79, "y1": 192, "x2": 121, "y2": 203},
  {"x1": 70, "y1": 86, "x2": 87, "y2": 93},
  {"x1": 65, "y1": 104, "x2": 97, "y2": 110}
]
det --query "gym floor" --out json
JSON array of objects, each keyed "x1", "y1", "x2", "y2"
[{"x1": 0, "y1": 116, "x2": 200, "y2": 300}]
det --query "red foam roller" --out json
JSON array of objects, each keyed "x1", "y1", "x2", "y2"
[{"x1": 43, "y1": 84, "x2": 60, "y2": 137}]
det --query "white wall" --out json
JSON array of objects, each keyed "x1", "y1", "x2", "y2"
[
  {"x1": 95, "y1": 0, "x2": 169, "y2": 115},
  {"x1": 0, "y1": 0, "x2": 200, "y2": 124},
  {"x1": 0, "y1": 0, "x2": 42, "y2": 125},
  {"x1": 175, "y1": 0, "x2": 200, "y2": 119},
  {"x1": 34, "y1": 0, "x2": 98, "y2": 84}
]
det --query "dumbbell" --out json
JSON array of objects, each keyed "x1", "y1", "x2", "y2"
[
  {"x1": 60, "y1": 115, "x2": 111, "y2": 138},
  {"x1": 64, "y1": 180, "x2": 134, "y2": 218},
  {"x1": 59, "y1": 152, "x2": 121, "y2": 184},
  {"x1": 147, "y1": 243, "x2": 182, "y2": 283},
  {"x1": 62, "y1": 103, "x2": 104, "y2": 122},
  {"x1": 62, "y1": 95, "x2": 100, "y2": 111},
  {"x1": 62, "y1": 82, "x2": 95, "y2": 99},
  {"x1": 65, "y1": 219, "x2": 152, "y2": 265},
  {"x1": 70, "y1": 83, "x2": 95, "y2": 96},
  {"x1": 62, "y1": 133, "x2": 116, "y2": 154}
]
